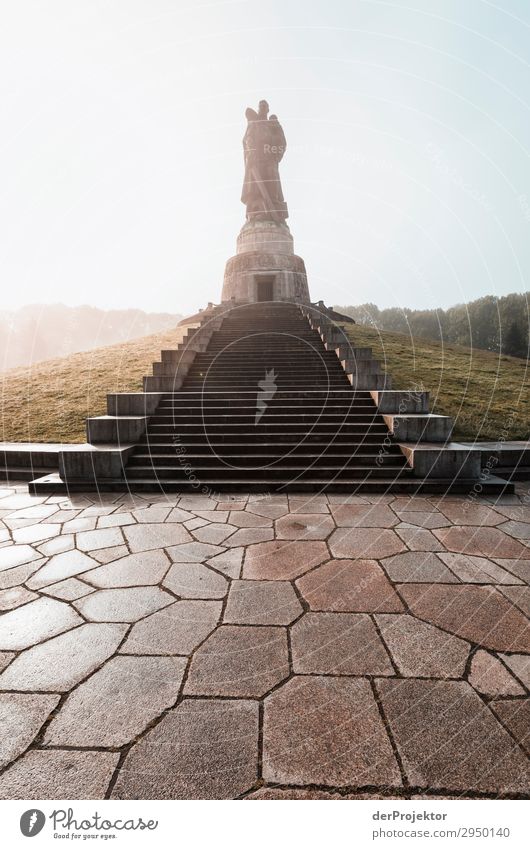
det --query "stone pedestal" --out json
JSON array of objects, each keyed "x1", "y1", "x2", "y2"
[{"x1": 221, "y1": 220, "x2": 310, "y2": 303}]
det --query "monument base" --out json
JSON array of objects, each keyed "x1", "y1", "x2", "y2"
[{"x1": 221, "y1": 219, "x2": 310, "y2": 303}]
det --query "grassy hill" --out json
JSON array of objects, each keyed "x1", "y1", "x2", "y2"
[
  {"x1": 0, "y1": 320, "x2": 528, "y2": 444},
  {"x1": 344, "y1": 323, "x2": 529, "y2": 441},
  {"x1": 0, "y1": 325, "x2": 189, "y2": 443}
]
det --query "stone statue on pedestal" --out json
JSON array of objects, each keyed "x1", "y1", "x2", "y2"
[
  {"x1": 222, "y1": 99, "x2": 309, "y2": 303},
  {"x1": 241, "y1": 100, "x2": 288, "y2": 222}
]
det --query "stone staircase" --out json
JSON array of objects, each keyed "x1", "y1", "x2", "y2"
[
  {"x1": 123, "y1": 302, "x2": 414, "y2": 491},
  {"x1": 28, "y1": 300, "x2": 513, "y2": 494}
]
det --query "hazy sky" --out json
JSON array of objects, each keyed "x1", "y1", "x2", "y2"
[{"x1": 1, "y1": 0, "x2": 529, "y2": 315}]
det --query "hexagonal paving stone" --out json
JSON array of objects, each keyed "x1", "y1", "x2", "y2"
[
  {"x1": 76, "y1": 528, "x2": 124, "y2": 552},
  {"x1": 490, "y1": 502, "x2": 530, "y2": 520},
  {"x1": 90, "y1": 545, "x2": 129, "y2": 564},
  {"x1": 246, "y1": 788, "x2": 343, "y2": 799},
  {"x1": 0, "y1": 623, "x2": 127, "y2": 692},
  {"x1": 329, "y1": 528, "x2": 405, "y2": 559},
  {"x1": 393, "y1": 496, "x2": 440, "y2": 512},
  {"x1": 246, "y1": 500, "x2": 289, "y2": 519},
  {"x1": 0, "y1": 750, "x2": 120, "y2": 800},
  {"x1": 437, "y1": 552, "x2": 523, "y2": 584},
  {"x1": 43, "y1": 577, "x2": 94, "y2": 601},
  {"x1": 112, "y1": 699, "x2": 258, "y2": 799},
  {"x1": 0, "y1": 652, "x2": 14, "y2": 673},
  {"x1": 195, "y1": 510, "x2": 228, "y2": 523},
  {"x1": 82, "y1": 550, "x2": 171, "y2": 588},
  {"x1": 381, "y1": 551, "x2": 457, "y2": 583},
  {"x1": 123, "y1": 523, "x2": 192, "y2": 552},
  {"x1": 398, "y1": 584, "x2": 530, "y2": 652},
  {"x1": 5, "y1": 503, "x2": 58, "y2": 521},
  {"x1": 500, "y1": 520, "x2": 530, "y2": 539},
  {"x1": 376, "y1": 678, "x2": 530, "y2": 793},
  {"x1": 223, "y1": 580, "x2": 302, "y2": 625},
  {"x1": 375, "y1": 614, "x2": 470, "y2": 678},
  {"x1": 498, "y1": 585, "x2": 530, "y2": 617},
  {"x1": 44, "y1": 655, "x2": 186, "y2": 747},
  {"x1": 263, "y1": 677, "x2": 401, "y2": 787},
  {"x1": 243, "y1": 540, "x2": 328, "y2": 581},
  {"x1": 12, "y1": 523, "x2": 61, "y2": 545},
  {"x1": 498, "y1": 654, "x2": 530, "y2": 689},
  {"x1": 437, "y1": 503, "x2": 505, "y2": 525},
  {"x1": 178, "y1": 496, "x2": 218, "y2": 511},
  {"x1": 167, "y1": 541, "x2": 225, "y2": 562},
  {"x1": 490, "y1": 699, "x2": 529, "y2": 755},
  {"x1": 275, "y1": 513, "x2": 335, "y2": 540},
  {"x1": 74, "y1": 587, "x2": 173, "y2": 623},
  {"x1": 0, "y1": 693, "x2": 59, "y2": 769},
  {"x1": 0, "y1": 544, "x2": 41, "y2": 573},
  {"x1": 0, "y1": 586, "x2": 38, "y2": 611},
  {"x1": 192, "y1": 523, "x2": 237, "y2": 545},
  {"x1": 331, "y1": 504, "x2": 397, "y2": 528},
  {"x1": 206, "y1": 547, "x2": 243, "y2": 579},
  {"x1": 185, "y1": 625, "x2": 289, "y2": 697},
  {"x1": 216, "y1": 500, "x2": 248, "y2": 511},
  {"x1": 120, "y1": 600, "x2": 221, "y2": 655},
  {"x1": 185, "y1": 517, "x2": 208, "y2": 531},
  {"x1": 165, "y1": 507, "x2": 195, "y2": 522},
  {"x1": 434, "y1": 527, "x2": 530, "y2": 560},
  {"x1": 492, "y1": 558, "x2": 530, "y2": 583},
  {"x1": 296, "y1": 559, "x2": 404, "y2": 612},
  {"x1": 97, "y1": 512, "x2": 136, "y2": 528},
  {"x1": 0, "y1": 558, "x2": 45, "y2": 590},
  {"x1": 228, "y1": 511, "x2": 272, "y2": 527},
  {"x1": 0, "y1": 597, "x2": 82, "y2": 650},
  {"x1": 0, "y1": 494, "x2": 45, "y2": 510},
  {"x1": 224, "y1": 527, "x2": 274, "y2": 547},
  {"x1": 132, "y1": 506, "x2": 172, "y2": 523},
  {"x1": 63, "y1": 517, "x2": 96, "y2": 533},
  {"x1": 37, "y1": 535, "x2": 75, "y2": 556},
  {"x1": 288, "y1": 496, "x2": 330, "y2": 514},
  {"x1": 395, "y1": 528, "x2": 444, "y2": 552},
  {"x1": 468, "y1": 650, "x2": 524, "y2": 697},
  {"x1": 394, "y1": 512, "x2": 450, "y2": 529},
  {"x1": 78, "y1": 504, "x2": 118, "y2": 518},
  {"x1": 291, "y1": 612, "x2": 393, "y2": 675},
  {"x1": 163, "y1": 562, "x2": 228, "y2": 599},
  {"x1": 26, "y1": 549, "x2": 98, "y2": 589}
]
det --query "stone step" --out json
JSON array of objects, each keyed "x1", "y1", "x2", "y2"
[
  {"x1": 141, "y1": 434, "x2": 393, "y2": 444},
  {"x1": 134, "y1": 446, "x2": 404, "y2": 458},
  {"x1": 130, "y1": 455, "x2": 405, "y2": 467},
  {"x1": 156, "y1": 401, "x2": 376, "y2": 410},
  {"x1": 150, "y1": 406, "x2": 382, "y2": 424},
  {"x1": 145, "y1": 423, "x2": 389, "y2": 434},
  {"x1": 30, "y1": 473, "x2": 511, "y2": 495},
  {"x1": 124, "y1": 464, "x2": 409, "y2": 480}
]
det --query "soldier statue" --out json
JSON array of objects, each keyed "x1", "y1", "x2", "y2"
[{"x1": 241, "y1": 100, "x2": 288, "y2": 222}]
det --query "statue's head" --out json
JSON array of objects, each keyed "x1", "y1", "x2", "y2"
[{"x1": 258, "y1": 100, "x2": 269, "y2": 117}]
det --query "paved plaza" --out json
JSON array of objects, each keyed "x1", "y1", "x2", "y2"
[{"x1": 0, "y1": 484, "x2": 528, "y2": 799}]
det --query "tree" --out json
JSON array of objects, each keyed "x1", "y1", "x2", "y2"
[{"x1": 503, "y1": 321, "x2": 528, "y2": 358}]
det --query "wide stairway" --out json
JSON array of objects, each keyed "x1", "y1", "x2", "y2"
[{"x1": 124, "y1": 302, "x2": 415, "y2": 491}]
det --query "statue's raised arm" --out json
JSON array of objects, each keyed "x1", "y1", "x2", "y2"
[{"x1": 241, "y1": 100, "x2": 288, "y2": 223}]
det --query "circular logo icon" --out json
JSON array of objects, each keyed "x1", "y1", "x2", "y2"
[{"x1": 20, "y1": 810, "x2": 46, "y2": 837}]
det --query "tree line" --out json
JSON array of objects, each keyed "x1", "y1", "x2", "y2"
[{"x1": 335, "y1": 292, "x2": 529, "y2": 359}]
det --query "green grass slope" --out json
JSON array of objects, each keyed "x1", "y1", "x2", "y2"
[
  {"x1": 1, "y1": 325, "x2": 188, "y2": 443},
  {"x1": 344, "y1": 324, "x2": 529, "y2": 441},
  {"x1": 0, "y1": 320, "x2": 527, "y2": 444}
]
